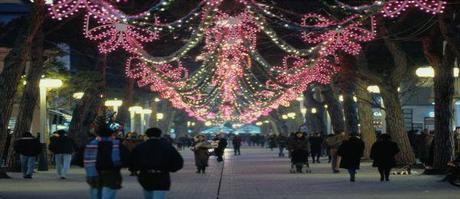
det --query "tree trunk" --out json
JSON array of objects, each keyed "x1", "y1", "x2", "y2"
[
  {"x1": 7, "y1": 24, "x2": 45, "y2": 171},
  {"x1": 319, "y1": 85, "x2": 345, "y2": 134},
  {"x1": 342, "y1": 90, "x2": 359, "y2": 135},
  {"x1": 0, "y1": 0, "x2": 45, "y2": 178},
  {"x1": 68, "y1": 85, "x2": 104, "y2": 146},
  {"x1": 355, "y1": 79, "x2": 376, "y2": 159},
  {"x1": 303, "y1": 89, "x2": 326, "y2": 134},
  {"x1": 432, "y1": 46, "x2": 455, "y2": 171},
  {"x1": 380, "y1": 86, "x2": 416, "y2": 166}
]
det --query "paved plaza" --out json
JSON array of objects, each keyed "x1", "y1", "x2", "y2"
[{"x1": 0, "y1": 147, "x2": 459, "y2": 199}]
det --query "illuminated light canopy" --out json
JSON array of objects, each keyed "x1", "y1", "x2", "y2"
[
  {"x1": 416, "y1": 66, "x2": 459, "y2": 77},
  {"x1": 105, "y1": 99, "x2": 123, "y2": 107},
  {"x1": 73, "y1": 92, "x2": 84, "y2": 99},
  {"x1": 129, "y1": 106, "x2": 143, "y2": 112},
  {"x1": 40, "y1": 78, "x2": 63, "y2": 89},
  {"x1": 156, "y1": 113, "x2": 164, "y2": 120},
  {"x1": 367, "y1": 85, "x2": 380, "y2": 93}
]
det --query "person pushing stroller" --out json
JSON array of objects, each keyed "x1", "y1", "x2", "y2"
[{"x1": 288, "y1": 132, "x2": 311, "y2": 173}]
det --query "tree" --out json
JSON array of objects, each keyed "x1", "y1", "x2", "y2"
[
  {"x1": 319, "y1": 85, "x2": 345, "y2": 134},
  {"x1": 303, "y1": 88, "x2": 326, "y2": 134},
  {"x1": 355, "y1": 77, "x2": 377, "y2": 159},
  {"x1": 337, "y1": 55, "x2": 359, "y2": 135},
  {"x1": 0, "y1": 0, "x2": 46, "y2": 178},
  {"x1": 356, "y1": 20, "x2": 417, "y2": 166},
  {"x1": 421, "y1": 6, "x2": 459, "y2": 171}
]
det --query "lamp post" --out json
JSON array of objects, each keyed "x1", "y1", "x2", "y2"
[
  {"x1": 38, "y1": 78, "x2": 63, "y2": 171},
  {"x1": 139, "y1": 109, "x2": 152, "y2": 134},
  {"x1": 128, "y1": 106, "x2": 142, "y2": 133},
  {"x1": 104, "y1": 99, "x2": 123, "y2": 114},
  {"x1": 72, "y1": 92, "x2": 84, "y2": 99}
]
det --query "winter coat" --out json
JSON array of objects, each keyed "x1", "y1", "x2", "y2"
[
  {"x1": 193, "y1": 141, "x2": 213, "y2": 167},
  {"x1": 288, "y1": 136, "x2": 310, "y2": 163},
  {"x1": 276, "y1": 136, "x2": 288, "y2": 148},
  {"x1": 370, "y1": 140, "x2": 400, "y2": 168},
  {"x1": 309, "y1": 136, "x2": 323, "y2": 153},
  {"x1": 337, "y1": 137, "x2": 365, "y2": 170},
  {"x1": 49, "y1": 135, "x2": 76, "y2": 154},
  {"x1": 14, "y1": 137, "x2": 42, "y2": 156},
  {"x1": 95, "y1": 139, "x2": 130, "y2": 171},
  {"x1": 232, "y1": 137, "x2": 242, "y2": 147},
  {"x1": 129, "y1": 138, "x2": 184, "y2": 191},
  {"x1": 214, "y1": 138, "x2": 228, "y2": 155},
  {"x1": 415, "y1": 134, "x2": 433, "y2": 163}
]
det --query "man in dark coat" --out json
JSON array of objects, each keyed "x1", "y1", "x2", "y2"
[
  {"x1": 130, "y1": 128, "x2": 184, "y2": 199},
  {"x1": 49, "y1": 130, "x2": 76, "y2": 179},
  {"x1": 371, "y1": 134, "x2": 400, "y2": 181},
  {"x1": 232, "y1": 135, "x2": 242, "y2": 156},
  {"x1": 288, "y1": 132, "x2": 310, "y2": 173},
  {"x1": 309, "y1": 132, "x2": 323, "y2": 163},
  {"x1": 337, "y1": 135, "x2": 365, "y2": 182},
  {"x1": 214, "y1": 133, "x2": 228, "y2": 162},
  {"x1": 84, "y1": 122, "x2": 129, "y2": 199},
  {"x1": 14, "y1": 132, "x2": 42, "y2": 178},
  {"x1": 277, "y1": 134, "x2": 288, "y2": 157}
]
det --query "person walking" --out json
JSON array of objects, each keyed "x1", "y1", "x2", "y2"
[
  {"x1": 122, "y1": 132, "x2": 143, "y2": 176},
  {"x1": 309, "y1": 132, "x2": 323, "y2": 163},
  {"x1": 192, "y1": 135, "x2": 213, "y2": 174},
  {"x1": 288, "y1": 132, "x2": 310, "y2": 173},
  {"x1": 232, "y1": 135, "x2": 242, "y2": 156},
  {"x1": 214, "y1": 133, "x2": 227, "y2": 162},
  {"x1": 84, "y1": 122, "x2": 129, "y2": 199},
  {"x1": 415, "y1": 129, "x2": 433, "y2": 166},
  {"x1": 14, "y1": 132, "x2": 41, "y2": 179},
  {"x1": 277, "y1": 134, "x2": 288, "y2": 157},
  {"x1": 326, "y1": 131, "x2": 348, "y2": 173},
  {"x1": 130, "y1": 128, "x2": 183, "y2": 199},
  {"x1": 49, "y1": 130, "x2": 76, "y2": 179},
  {"x1": 337, "y1": 135, "x2": 365, "y2": 182},
  {"x1": 371, "y1": 134, "x2": 400, "y2": 181}
]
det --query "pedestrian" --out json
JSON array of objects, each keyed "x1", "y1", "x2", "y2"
[
  {"x1": 276, "y1": 134, "x2": 288, "y2": 157},
  {"x1": 192, "y1": 135, "x2": 213, "y2": 174},
  {"x1": 309, "y1": 132, "x2": 323, "y2": 163},
  {"x1": 49, "y1": 130, "x2": 76, "y2": 179},
  {"x1": 84, "y1": 121, "x2": 129, "y2": 199},
  {"x1": 337, "y1": 135, "x2": 365, "y2": 182},
  {"x1": 288, "y1": 132, "x2": 310, "y2": 173},
  {"x1": 370, "y1": 134, "x2": 400, "y2": 181},
  {"x1": 454, "y1": 127, "x2": 460, "y2": 156},
  {"x1": 214, "y1": 133, "x2": 227, "y2": 162},
  {"x1": 122, "y1": 132, "x2": 143, "y2": 176},
  {"x1": 13, "y1": 132, "x2": 42, "y2": 179},
  {"x1": 415, "y1": 129, "x2": 433, "y2": 166},
  {"x1": 268, "y1": 134, "x2": 277, "y2": 151},
  {"x1": 232, "y1": 135, "x2": 242, "y2": 156},
  {"x1": 130, "y1": 128, "x2": 184, "y2": 199},
  {"x1": 325, "y1": 131, "x2": 348, "y2": 173}
]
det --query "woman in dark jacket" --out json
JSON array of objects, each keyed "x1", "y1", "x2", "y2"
[
  {"x1": 370, "y1": 134, "x2": 400, "y2": 181},
  {"x1": 49, "y1": 130, "x2": 76, "y2": 179},
  {"x1": 192, "y1": 135, "x2": 213, "y2": 174},
  {"x1": 288, "y1": 132, "x2": 310, "y2": 173},
  {"x1": 337, "y1": 135, "x2": 365, "y2": 182}
]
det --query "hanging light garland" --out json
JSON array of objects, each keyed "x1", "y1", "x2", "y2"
[{"x1": 48, "y1": 0, "x2": 446, "y2": 123}]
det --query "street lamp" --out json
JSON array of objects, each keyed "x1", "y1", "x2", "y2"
[
  {"x1": 105, "y1": 99, "x2": 123, "y2": 113},
  {"x1": 72, "y1": 92, "x2": 84, "y2": 99},
  {"x1": 300, "y1": 108, "x2": 307, "y2": 115},
  {"x1": 415, "y1": 66, "x2": 459, "y2": 77},
  {"x1": 256, "y1": 121, "x2": 263, "y2": 126},
  {"x1": 139, "y1": 109, "x2": 152, "y2": 134},
  {"x1": 128, "y1": 106, "x2": 142, "y2": 132},
  {"x1": 156, "y1": 113, "x2": 164, "y2": 120},
  {"x1": 367, "y1": 85, "x2": 380, "y2": 93},
  {"x1": 205, "y1": 121, "x2": 212, "y2": 126},
  {"x1": 38, "y1": 78, "x2": 63, "y2": 171},
  {"x1": 311, "y1": 108, "x2": 317, "y2": 114}
]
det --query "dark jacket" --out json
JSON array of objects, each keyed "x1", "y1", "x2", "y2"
[
  {"x1": 370, "y1": 140, "x2": 400, "y2": 168},
  {"x1": 14, "y1": 137, "x2": 42, "y2": 156},
  {"x1": 276, "y1": 135, "x2": 288, "y2": 148},
  {"x1": 232, "y1": 137, "x2": 242, "y2": 147},
  {"x1": 130, "y1": 138, "x2": 184, "y2": 191},
  {"x1": 214, "y1": 138, "x2": 228, "y2": 155},
  {"x1": 288, "y1": 136, "x2": 310, "y2": 163},
  {"x1": 193, "y1": 141, "x2": 213, "y2": 167},
  {"x1": 309, "y1": 136, "x2": 323, "y2": 153},
  {"x1": 337, "y1": 137, "x2": 365, "y2": 169},
  {"x1": 95, "y1": 139, "x2": 130, "y2": 171},
  {"x1": 49, "y1": 135, "x2": 76, "y2": 154}
]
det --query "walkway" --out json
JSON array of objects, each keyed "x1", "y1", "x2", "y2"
[{"x1": 0, "y1": 147, "x2": 459, "y2": 199}]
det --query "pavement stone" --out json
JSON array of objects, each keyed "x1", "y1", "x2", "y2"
[{"x1": 0, "y1": 147, "x2": 459, "y2": 199}]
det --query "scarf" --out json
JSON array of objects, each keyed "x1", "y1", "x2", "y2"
[{"x1": 84, "y1": 136, "x2": 121, "y2": 177}]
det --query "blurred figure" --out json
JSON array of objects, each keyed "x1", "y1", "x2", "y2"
[
  {"x1": 337, "y1": 135, "x2": 365, "y2": 182},
  {"x1": 130, "y1": 128, "x2": 183, "y2": 199},
  {"x1": 276, "y1": 134, "x2": 288, "y2": 157},
  {"x1": 288, "y1": 132, "x2": 310, "y2": 173},
  {"x1": 454, "y1": 128, "x2": 460, "y2": 157},
  {"x1": 49, "y1": 130, "x2": 76, "y2": 179},
  {"x1": 309, "y1": 132, "x2": 323, "y2": 163},
  {"x1": 326, "y1": 131, "x2": 348, "y2": 173},
  {"x1": 84, "y1": 123, "x2": 129, "y2": 199},
  {"x1": 122, "y1": 132, "x2": 142, "y2": 176},
  {"x1": 214, "y1": 133, "x2": 228, "y2": 162},
  {"x1": 371, "y1": 134, "x2": 400, "y2": 181},
  {"x1": 14, "y1": 132, "x2": 41, "y2": 179},
  {"x1": 232, "y1": 135, "x2": 242, "y2": 156},
  {"x1": 192, "y1": 135, "x2": 213, "y2": 174},
  {"x1": 416, "y1": 129, "x2": 434, "y2": 166},
  {"x1": 268, "y1": 134, "x2": 277, "y2": 151}
]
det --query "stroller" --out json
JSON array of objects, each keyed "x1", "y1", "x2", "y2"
[{"x1": 289, "y1": 149, "x2": 311, "y2": 173}]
